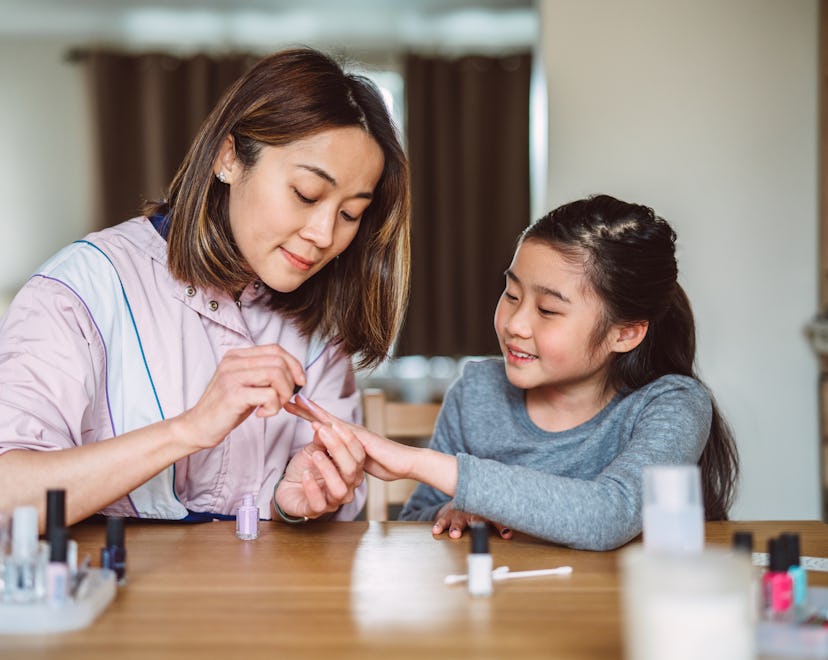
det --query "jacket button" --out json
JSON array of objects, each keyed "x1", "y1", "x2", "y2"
[
  {"x1": 208, "y1": 301, "x2": 219, "y2": 311},
  {"x1": 185, "y1": 286, "x2": 196, "y2": 297}
]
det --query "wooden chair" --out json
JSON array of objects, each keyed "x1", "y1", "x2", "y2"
[{"x1": 361, "y1": 388, "x2": 441, "y2": 521}]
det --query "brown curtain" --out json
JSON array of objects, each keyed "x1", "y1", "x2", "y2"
[
  {"x1": 84, "y1": 51, "x2": 257, "y2": 229},
  {"x1": 396, "y1": 52, "x2": 532, "y2": 358}
]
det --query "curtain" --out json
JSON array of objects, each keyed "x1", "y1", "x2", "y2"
[
  {"x1": 397, "y1": 52, "x2": 532, "y2": 358},
  {"x1": 84, "y1": 51, "x2": 257, "y2": 229}
]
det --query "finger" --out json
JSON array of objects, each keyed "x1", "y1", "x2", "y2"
[
  {"x1": 301, "y1": 469, "x2": 329, "y2": 515},
  {"x1": 316, "y1": 424, "x2": 365, "y2": 482},
  {"x1": 432, "y1": 516, "x2": 449, "y2": 536},
  {"x1": 493, "y1": 523, "x2": 513, "y2": 539},
  {"x1": 295, "y1": 393, "x2": 337, "y2": 425},
  {"x1": 310, "y1": 450, "x2": 350, "y2": 503},
  {"x1": 283, "y1": 400, "x2": 317, "y2": 423}
]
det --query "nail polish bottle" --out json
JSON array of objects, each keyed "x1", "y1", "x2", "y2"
[
  {"x1": 467, "y1": 522, "x2": 492, "y2": 597},
  {"x1": 762, "y1": 537, "x2": 793, "y2": 619},
  {"x1": 236, "y1": 493, "x2": 259, "y2": 541},
  {"x1": 4, "y1": 505, "x2": 43, "y2": 603},
  {"x1": 100, "y1": 516, "x2": 127, "y2": 585},
  {"x1": 45, "y1": 488, "x2": 66, "y2": 540},
  {"x1": 779, "y1": 532, "x2": 807, "y2": 614},
  {"x1": 46, "y1": 526, "x2": 69, "y2": 606}
]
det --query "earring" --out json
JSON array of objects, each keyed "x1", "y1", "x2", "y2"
[{"x1": 217, "y1": 171, "x2": 227, "y2": 184}]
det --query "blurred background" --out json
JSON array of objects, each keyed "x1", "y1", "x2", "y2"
[{"x1": 0, "y1": 0, "x2": 819, "y2": 523}]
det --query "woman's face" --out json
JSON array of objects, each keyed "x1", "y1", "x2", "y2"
[{"x1": 216, "y1": 126, "x2": 384, "y2": 293}]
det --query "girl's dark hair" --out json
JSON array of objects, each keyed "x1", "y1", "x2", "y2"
[
  {"x1": 522, "y1": 194, "x2": 738, "y2": 520},
  {"x1": 145, "y1": 48, "x2": 410, "y2": 369}
]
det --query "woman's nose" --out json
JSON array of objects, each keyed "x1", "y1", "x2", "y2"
[{"x1": 299, "y1": 208, "x2": 335, "y2": 249}]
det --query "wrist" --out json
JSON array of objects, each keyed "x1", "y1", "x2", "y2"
[{"x1": 273, "y1": 474, "x2": 309, "y2": 524}]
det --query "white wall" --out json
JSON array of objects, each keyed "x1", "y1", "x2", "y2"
[
  {"x1": 0, "y1": 38, "x2": 96, "y2": 307},
  {"x1": 539, "y1": 0, "x2": 820, "y2": 519}
]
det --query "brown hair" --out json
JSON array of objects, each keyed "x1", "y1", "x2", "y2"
[
  {"x1": 145, "y1": 48, "x2": 410, "y2": 369},
  {"x1": 522, "y1": 194, "x2": 739, "y2": 520}
]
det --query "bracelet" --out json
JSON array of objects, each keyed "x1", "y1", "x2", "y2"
[{"x1": 273, "y1": 475, "x2": 310, "y2": 524}]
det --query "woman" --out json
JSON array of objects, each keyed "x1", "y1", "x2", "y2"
[{"x1": 0, "y1": 48, "x2": 410, "y2": 527}]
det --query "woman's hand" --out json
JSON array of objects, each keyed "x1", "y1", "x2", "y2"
[
  {"x1": 176, "y1": 344, "x2": 305, "y2": 452},
  {"x1": 275, "y1": 416, "x2": 366, "y2": 519},
  {"x1": 431, "y1": 501, "x2": 513, "y2": 540}
]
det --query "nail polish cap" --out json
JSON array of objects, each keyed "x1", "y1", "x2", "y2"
[
  {"x1": 732, "y1": 531, "x2": 753, "y2": 554},
  {"x1": 242, "y1": 493, "x2": 255, "y2": 508},
  {"x1": 779, "y1": 532, "x2": 801, "y2": 565},
  {"x1": 768, "y1": 537, "x2": 788, "y2": 572},
  {"x1": 12, "y1": 505, "x2": 38, "y2": 558},
  {"x1": 46, "y1": 488, "x2": 66, "y2": 538},
  {"x1": 49, "y1": 526, "x2": 68, "y2": 563},
  {"x1": 106, "y1": 516, "x2": 125, "y2": 547},
  {"x1": 470, "y1": 522, "x2": 489, "y2": 554}
]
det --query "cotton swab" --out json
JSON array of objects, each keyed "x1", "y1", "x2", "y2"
[{"x1": 444, "y1": 565, "x2": 573, "y2": 585}]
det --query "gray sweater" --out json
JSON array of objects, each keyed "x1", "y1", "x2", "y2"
[{"x1": 398, "y1": 358, "x2": 712, "y2": 550}]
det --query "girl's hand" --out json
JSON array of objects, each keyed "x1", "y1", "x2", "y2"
[
  {"x1": 431, "y1": 501, "x2": 513, "y2": 540},
  {"x1": 276, "y1": 416, "x2": 366, "y2": 519},
  {"x1": 284, "y1": 396, "x2": 418, "y2": 481},
  {"x1": 176, "y1": 344, "x2": 305, "y2": 452}
]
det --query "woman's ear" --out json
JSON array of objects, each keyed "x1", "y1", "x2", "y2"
[
  {"x1": 612, "y1": 321, "x2": 649, "y2": 354},
  {"x1": 213, "y1": 135, "x2": 237, "y2": 183}
]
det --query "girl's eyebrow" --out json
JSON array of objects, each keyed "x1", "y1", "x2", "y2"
[
  {"x1": 505, "y1": 268, "x2": 571, "y2": 304},
  {"x1": 297, "y1": 164, "x2": 374, "y2": 199}
]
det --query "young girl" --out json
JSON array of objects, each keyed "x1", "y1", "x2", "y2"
[
  {"x1": 0, "y1": 48, "x2": 410, "y2": 527},
  {"x1": 287, "y1": 194, "x2": 738, "y2": 551}
]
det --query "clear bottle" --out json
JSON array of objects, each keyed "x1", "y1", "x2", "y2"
[{"x1": 4, "y1": 505, "x2": 44, "y2": 603}]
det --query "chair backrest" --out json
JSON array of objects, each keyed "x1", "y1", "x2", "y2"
[{"x1": 362, "y1": 388, "x2": 441, "y2": 521}]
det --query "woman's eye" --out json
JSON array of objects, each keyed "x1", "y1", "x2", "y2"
[
  {"x1": 340, "y1": 210, "x2": 360, "y2": 222},
  {"x1": 294, "y1": 188, "x2": 316, "y2": 204}
]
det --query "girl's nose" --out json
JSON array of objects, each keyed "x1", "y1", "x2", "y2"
[
  {"x1": 299, "y1": 208, "x2": 335, "y2": 249},
  {"x1": 504, "y1": 305, "x2": 531, "y2": 338}
]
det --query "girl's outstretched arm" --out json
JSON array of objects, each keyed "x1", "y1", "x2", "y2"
[{"x1": 284, "y1": 395, "x2": 459, "y2": 497}]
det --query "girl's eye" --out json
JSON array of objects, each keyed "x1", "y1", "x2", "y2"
[
  {"x1": 538, "y1": 308, "x2": 557, "y2": 317},
  {"x1": 294, "y1": 188, "x2": 317, "y2": 204},
  {"x1": 503, "y1": 290, "x2": 518, "y2": 302}
]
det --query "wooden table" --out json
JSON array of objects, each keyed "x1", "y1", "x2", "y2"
[{"x1": 2, "y1": 520, "x2": 827, "y2": 659}]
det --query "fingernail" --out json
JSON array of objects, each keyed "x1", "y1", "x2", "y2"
[
  {"x1": 313, "y1": 451, "x2": 325, "y2": 463},
  {"x1": 297, "y1": 392, "x2": 312, "y2": 405}
]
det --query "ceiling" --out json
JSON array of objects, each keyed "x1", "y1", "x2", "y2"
[{"x1": 0, "y1": 0, "x2": 537, "y2": 53}]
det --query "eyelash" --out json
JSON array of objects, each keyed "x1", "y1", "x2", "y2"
[
  {"x1": 293, "y1": 188, "x2": 361, "y2": 222},
  {"x1": 503, "y1": 291, "x2": 557, "y2": 317}
]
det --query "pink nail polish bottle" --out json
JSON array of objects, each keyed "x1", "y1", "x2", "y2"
[{"x1": 762, "y1": 537, "x2": 793, "y2": 618}]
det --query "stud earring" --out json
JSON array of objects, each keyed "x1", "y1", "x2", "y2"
[{"x1": 217, "y1": 171, "x2": 227, "y2": 184}]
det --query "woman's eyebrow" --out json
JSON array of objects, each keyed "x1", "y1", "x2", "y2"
[{"x1": 297, "y1": 164, "x2": 373, "y2": 199}]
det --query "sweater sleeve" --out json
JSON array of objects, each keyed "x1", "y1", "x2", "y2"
[{"x1": 453, "y1": 379, "x2": 712, "y2": 550}]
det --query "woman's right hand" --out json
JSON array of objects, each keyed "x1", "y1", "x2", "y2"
[{"x1": 176, "y1": 344, "x2": 306, "y2": 451}]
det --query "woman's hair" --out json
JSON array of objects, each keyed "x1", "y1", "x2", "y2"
[
  {"x1": 145, "y1": 48, "x2": 410, "y2": 369},
  {"x1": 521, "y1": 194, "x2": 738, "y2": 520}
]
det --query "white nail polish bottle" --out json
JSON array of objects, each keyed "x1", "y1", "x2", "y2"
[{"x1": 467, "y1": 522, "x2": 492, "y2": 597}]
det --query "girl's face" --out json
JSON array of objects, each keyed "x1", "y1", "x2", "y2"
[
  {"x1": 216, "y1": 126, "x2": 385, "y2": 293},
  {"x1": 494, "y1": 240, "x2": 623, "y2": 400}
]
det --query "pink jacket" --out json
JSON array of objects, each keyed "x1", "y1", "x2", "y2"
[{"x1": 0, "y1": 217, "x2": 365, "y2": 519}]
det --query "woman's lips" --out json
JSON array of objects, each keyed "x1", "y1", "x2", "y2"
[{"x1": 280, "y1": 247, "x2": 315, "y2": 271}]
